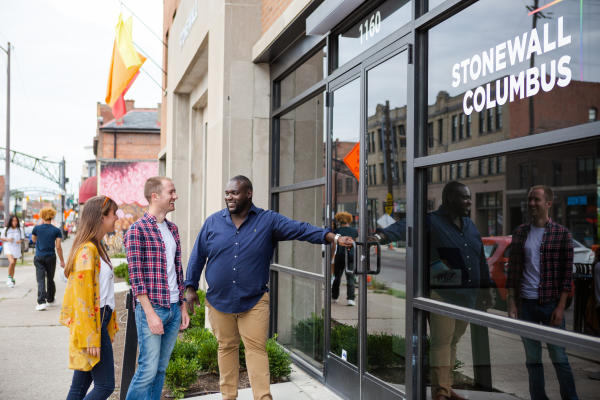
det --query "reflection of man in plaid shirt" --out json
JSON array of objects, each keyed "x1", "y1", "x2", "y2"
[{"x1": 507, "y1": 185, "x2": 578, "y2": 400}]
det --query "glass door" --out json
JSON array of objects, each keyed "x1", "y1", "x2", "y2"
[{"x1": 326, "y1": 47, "x2": 409, "y2": 400}]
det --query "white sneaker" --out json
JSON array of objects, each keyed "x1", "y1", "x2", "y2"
[
  {"x1": 347, "y1": 299, "x2": 356, "y2": 306},
  {"x1": 35, "y1": 303, "x2": 48, "y2": 311},
  {"x1": 46, "y1": 301, "x2": 56, "y2": 307},
  {"x1": 6, "y1": 278, "x2": 14, "y2": 288}
]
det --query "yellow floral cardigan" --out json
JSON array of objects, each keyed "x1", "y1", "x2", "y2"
[{"x1": 59, "y1": 242, "x2": 118, "y2": 371}]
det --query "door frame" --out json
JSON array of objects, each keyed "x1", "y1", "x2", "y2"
[{"x1": 324, "y1": 37, "x2": 414, "y2": 400}]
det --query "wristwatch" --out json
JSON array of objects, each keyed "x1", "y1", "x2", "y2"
[{"x1": 334, "y1": 233, "x2": 341, "y2": 245}]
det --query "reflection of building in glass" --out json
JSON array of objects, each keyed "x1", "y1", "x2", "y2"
[{"x1": 427, "y1": 90, "x2": 509, "y2": 236}]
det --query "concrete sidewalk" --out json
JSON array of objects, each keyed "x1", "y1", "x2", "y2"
[
  {"x1": 0, "y1": 241, "x2": 72, "y2": 400},
  {"x1": 187, "y1": 365, "x2": 341, "y2": 400}
]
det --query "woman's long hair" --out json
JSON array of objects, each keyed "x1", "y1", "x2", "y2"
[
  {"x1": 5, "y1": 215, "x2": 20, "y2": 236},
  {"x1": 64, "y1": 196, "x2": 117, "y2": 277}
]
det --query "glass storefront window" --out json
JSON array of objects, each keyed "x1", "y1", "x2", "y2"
[
  {"x1": 422, "y1": 138, "x2": 600, "y2": 341},
  {"x1": 337, "y1": 0, "x2": 411, "y2": 68},
  {"x1": 425, "y1": 311, "x2": 599, "y2": 399},
  {"x1": 278, "y1": 92, "x2": 326, "y2": 187},
  {"x1": 276, "y1": 273, "x2": 325, "y2": 368},
  {"x1": 277, "y1": 186, "x2": 326, "y2": 274},
  {"x1": 426, "y1": 0, "x2": 600, "y2": 156},
  {"x1": 278, "y1": 48, "x2": 327, "y2": 107}
]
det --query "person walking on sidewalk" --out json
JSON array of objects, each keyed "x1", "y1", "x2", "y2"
[
  {"x1": 2, "y1": 215, "x2": 23, "y2": 288},
  {"x1": 32, "y1": 206, "x2": 65, "y2": 311},
  {"x1": 125, "y1": 176, "x2": 190, "y2": 400},
  {"x1": 60, "y1": 195, "x2": 120, "y2": 400},
  {"x1": 507, "y1": 185, "x2": 579, "y2": 400},
  {"x1": 331, "y1": 211, "x2": 358, "y2": 306},
  {"x1": 185, "y1": 175, "x2": 354, "y2": 400}
]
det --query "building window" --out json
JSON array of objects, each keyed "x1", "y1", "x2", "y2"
[
  {"x1": 345, "y1": 178, "x2": 353, "y2": 193},
  {"x1": 451, "y1": 115, "x2": 457, "y2": 141},
  {"x1": 577, "y1": 157, "x2": 597, "y2": 184},
  {"x1": 478, "y1": 159, "x2": 484, "y2": 176},
  {"x1": 478, "y1": 111, "x2": 485, "y2": 134},
  {"x1": 457, "y1": 163, "x2": 463, "y2": 178},
  {"x1": 450, "y1": 163, "x2": 456, "y2": 180},
  {"x1": 496, "y1": 156, "x2": 502, "y2": 174},
  {"x1": 466, "y1": 114, "x2": 471, "y2": 137},
  {"x1": 393, "y1": 161, "x2": 399, "y2": 183},
  {"x1": 427, "y1": 122, "x2": 434, "y2": 147},
  {"x1": 590, "y1": 107, "x2": 598, "y2": 122},
  {"x1": 459, "y1": 114, "x2": 464, "y2": 140},
  {"x1": 380, "y1": 163, "x2": 386, "y2": 183},
  {"x1": 488, "y1": 157, "x2": 494, "y2": 175},
  {"x1": 496, "y1": 105, "x2": 503, "y2": 130},
  {"x1": 378, "y1": 128, "x2": 384, "y2": 151},
  {"x1": 437, "y1": 119, "x2": 443, "y2": 145},
  {"x1": 391, "y1": 125, "x2": 397, "y2": 150},
  {"x1": 427, "y1": 168, "x2": 433, "y2": 183},
  {"x1": 336, "y1": 178, "x2": 344, "y2": 193},
  {"x1": 465, "y1": 161, "x2": 471, "y2": 177},
  {"x1": 476, "y1": 192, "x2": 503, "y2": 236},
  {"x1": 438, "y1": 165, "x2": 443, "y2": 182},
  {"x1": 399, "y1": 138, "x2": 406, "y2": 147},
  {"x1": 402, "y1": 161, "x2": 406, "y2": 183},
  {"x1": 553, "y1": 162, "x2": 562, "y2": 186},
  {"x1": 487, "y1": 108, "x2": 494, "y2": 131}
]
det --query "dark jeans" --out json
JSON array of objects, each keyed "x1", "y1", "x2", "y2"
[
  {"x1": 66, "y1": 306, "x2": 115, "y2": 400},
  {"x1": 519, "y1": 299, "x2": 579, "y2": 400},
  {"x1": 34, "y1": 254, "x2": 56, "y2": 304},
  {"x1": 332, "y1": 257, "x2": 355, "y2": 301}
]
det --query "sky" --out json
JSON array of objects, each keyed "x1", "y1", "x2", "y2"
[{"x1": 0, "y1": 0, "x2": 163, "y2": 204}]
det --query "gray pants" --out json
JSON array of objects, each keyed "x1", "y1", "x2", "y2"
[{"x1": 34, "y1": 255, "x2": 56, "y2": 304}]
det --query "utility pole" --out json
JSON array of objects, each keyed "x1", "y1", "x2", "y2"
[
  {"x1": 0, "y1": 42, "x2": 10, "y2": 224},
  {"x1": 59, "y1": 158, "x2": 66, "y2": 235}
]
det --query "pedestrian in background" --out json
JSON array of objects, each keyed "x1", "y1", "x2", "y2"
[
  {"x1": 60, "y1": 195, "x2": 119, "y2": 400},
  {"x1": 331, "y1": 211, "x2": 358, "y2": 306},
  {"x1": 32, "y1": 206, "x2": 65, "y2": 311},
  {"x1": 2, "y1": 215, "x2": 23, "y2": 288}
]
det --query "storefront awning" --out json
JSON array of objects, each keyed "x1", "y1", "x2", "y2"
[
  {"x1": 79, "y1": 176, "x2": 97, "y2": 204},
  {"x1": 306, "y1": 0, "x2": 365, "y2": 35}
]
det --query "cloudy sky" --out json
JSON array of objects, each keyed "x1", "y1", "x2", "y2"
[{"x1": 0, "y1": 0, "x2": 163, "y2": 204}]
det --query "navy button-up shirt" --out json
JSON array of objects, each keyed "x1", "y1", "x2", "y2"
[
  {"x1": 185, "y1": 204, "x2": 331, "y2": 313},
  {"x1": 428, "y1": 205, "x2": 491, "y2": 308}
]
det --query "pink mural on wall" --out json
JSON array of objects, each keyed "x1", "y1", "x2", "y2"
[
  {"x1": 99, "y1": 161, "x2": 158, "y2": 254},
  {"x1": 100, "y1": 161, "x2": 157, "y2": 206}
]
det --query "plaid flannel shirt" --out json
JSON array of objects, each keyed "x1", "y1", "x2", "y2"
[
  {"x1": 125, "y1": 213, "x2": 184, "y2": 307},
  {"x1": 507, "y1": 219, "x2": 573, "y2": 304}
]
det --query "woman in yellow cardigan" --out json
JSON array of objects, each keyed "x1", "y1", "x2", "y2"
[{"x1": 60, "y1": 195, "x2": 119, "y2": 400}]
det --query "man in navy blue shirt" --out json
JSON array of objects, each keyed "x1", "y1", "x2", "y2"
[{"x1": 185, "y1": 175, "x2": 353, "y2": 400}]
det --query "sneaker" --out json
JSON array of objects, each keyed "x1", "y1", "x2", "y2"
[
  {"x1": 35, "y1": 303, "x2": 48, "y2": 311},
  {"x1": 6, "y1": 277, "x2": 12, "y2": 286},
  {"x1": 7, "y1": 280, "x2": 14, "y2": 288},
  {"x1": 347, "y1": 299, "x2": 356, "y2": 306},
  {"x1": 46, "y1": 301, "x2": 56, "y2": 307}
]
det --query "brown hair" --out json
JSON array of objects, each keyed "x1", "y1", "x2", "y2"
[
  {"x1": 40, "y1": 207, "x2": 57, "y2": 221},
  {"x1": 144, "y1": 176, "x2": 170, "y2": 203},
  {"x1": 529, "y1": 185, "x2": 554, "y2": 202},
  {"x1": 335, "y1": 211, "x2": 353, "y2": 225},
  {"x1": 64, "y1": 196, "x2": 118, "y2": 277}
]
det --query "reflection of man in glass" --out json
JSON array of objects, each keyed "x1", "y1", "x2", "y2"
[
  {"x1": 332, "y1": 211, "x2": 358, "y2": 306},
  {"x1": 507, "y1": 185, "x2": 578, "y2": 400},
  {"x1": 426, "y1": 181, "x2": 491, "y2": 400},
  {"x1": 375, "y1": 181, "x2": 490, "y2": 400}
]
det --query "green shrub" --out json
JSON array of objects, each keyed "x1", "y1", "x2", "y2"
[
  {"x1": 113, "y1": 262, "x2": 129, "y2": 284},
  {"x1": 266, "y1": 335, "x2": 291, "y2": 381},
  {"x1": 188, "y1": 290, "x2": 206, "y2": 328},
  {"x1": 165, "y1": 356, "x2": 199, "y2": 399},
  {"x1": 292, "y1": 312, "x2": 324, "y2": 362},
  {"x1": 111, "y1": 252, "x2": 127, "y2": 258},
  {"x1": 170, "y1": 339, "x2": 200, "y2": 361}
]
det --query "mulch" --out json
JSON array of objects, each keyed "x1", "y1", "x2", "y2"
[{"x1": 109, "y1": 277, "x2": 251, "y2": 399}]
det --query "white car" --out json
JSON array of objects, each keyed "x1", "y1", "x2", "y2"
[{"x1": 572, "y1": 238, "x2": 594, "y2": 265}]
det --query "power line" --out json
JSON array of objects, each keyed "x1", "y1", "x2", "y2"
[{"x1": 118, "y1": 0, "x2": 166, "y2": 48}]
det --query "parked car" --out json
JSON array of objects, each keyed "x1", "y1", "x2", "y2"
[{"x1": 482, "y1": 235, "x2": 591, "y2": 310}]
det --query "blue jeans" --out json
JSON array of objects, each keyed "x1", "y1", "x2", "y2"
[
  {"x1": 66, "y1": 306, "x2": 115, "y2": 400},
  {"x1": 519, "y1": 299, "x2": 579, "y2": 400},
  {"x1": 126, "y1": 302, "x2": 181, "y2": 400}
]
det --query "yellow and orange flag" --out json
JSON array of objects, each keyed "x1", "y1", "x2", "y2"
[{"x1": 105, "y1": 15, "x2": 146, "y2": 120}]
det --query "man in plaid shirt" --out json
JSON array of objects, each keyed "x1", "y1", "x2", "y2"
[
  {"x1": 507, "y1": 185, "x2": 578, "y2": 400},
  {"x1": 125, "y1": 177, "x2": 190, "y2": 400}
]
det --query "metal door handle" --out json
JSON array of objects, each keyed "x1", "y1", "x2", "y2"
[
  {"x1": 366, "y1": 241, "x2": 382, "y2": 275},
  {"x1": 344, "y1": 241, "x2": 359, "y2": 274}
]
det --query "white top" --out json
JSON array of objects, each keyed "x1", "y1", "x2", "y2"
[
  {"x1": 99, "y1": 257, "x2": 115, "y2": 310},
  {"x1": 4, "y1": 227, "x2": 22, "y2": 258},
  {"x1": 157, "y1": 221, "x2": 179, "y2": 303},
  {"x1": 521, "y1": 225, "x2": 545, "y2": 299},
  {"x1": 595, "y1": 262, "x2": 600, "y2": 308}
]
